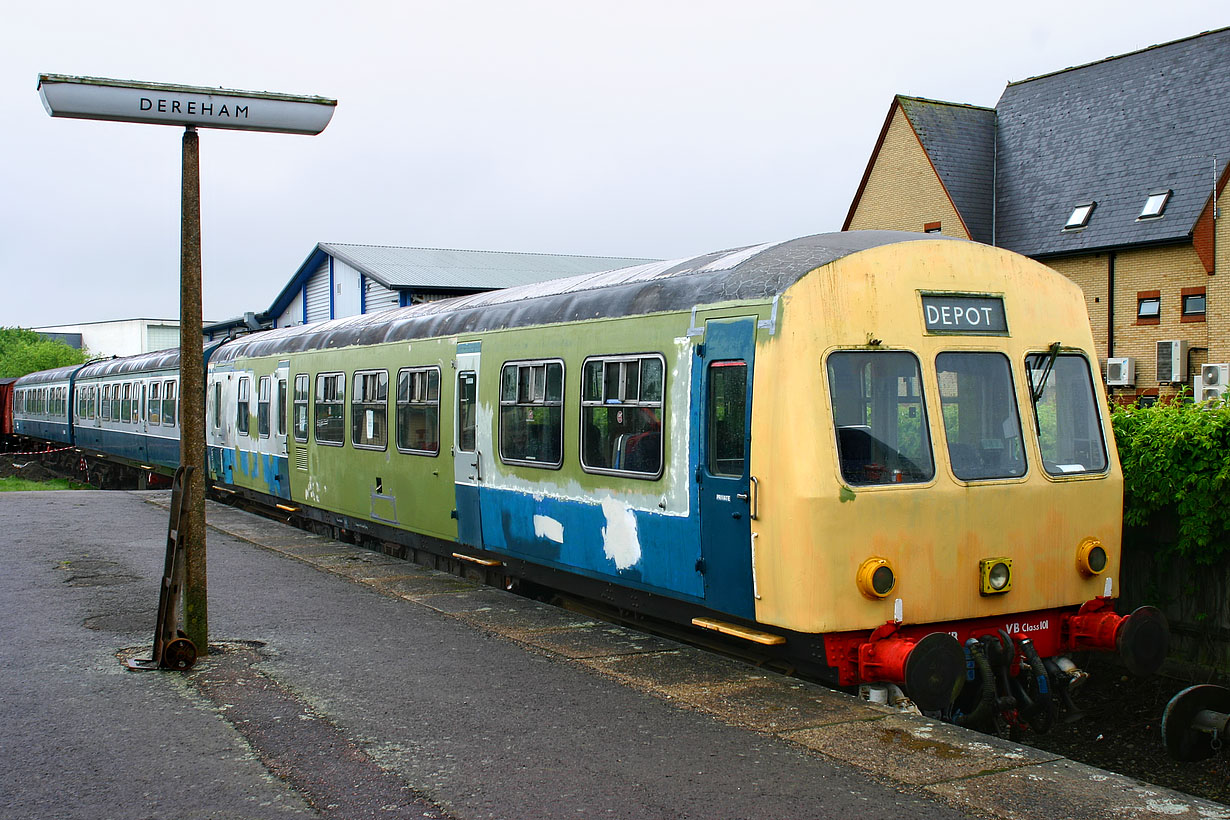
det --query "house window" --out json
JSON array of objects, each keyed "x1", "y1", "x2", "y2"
[
  {"x1": 1063, "y1": 202, "x2": 1096, "y2": 230},
  {"x1": 1138, "y1": 190, "x2": 1172, "y2": 220},
  {"x1": 1182, "y1": 288, "x2": 1206, "y2": 323},
  {"x1": 1136, "y1": 291, "x2": 1161, "y2": 325}
]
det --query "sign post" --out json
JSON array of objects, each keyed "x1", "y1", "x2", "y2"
[{"x1": 38, "y1": 74, "x2": 336, "y2": 654}]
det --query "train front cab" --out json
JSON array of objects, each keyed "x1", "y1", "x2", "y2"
[{"x1": 748, "y1": 240, "x2": 1167, "y2": 721}]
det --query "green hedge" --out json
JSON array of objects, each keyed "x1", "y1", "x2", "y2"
[{"x1": 1112, "y1": 398, "x2": 1230, "y2": 565}]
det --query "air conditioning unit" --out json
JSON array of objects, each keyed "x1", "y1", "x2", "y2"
[
  {"x1": 1156, "y1": 340, "x2": 1189, "y2": 384},
  {"x1": 1106, "y1": 357, "x2": 1136, "y2": 387},
  {"x1": 1200, "y1": 363, "x2": 1230, "y2": 402}
]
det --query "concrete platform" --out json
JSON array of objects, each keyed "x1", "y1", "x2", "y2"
[{"x1": 1, "y1": 489, "x2": 1225, "y2": 820}]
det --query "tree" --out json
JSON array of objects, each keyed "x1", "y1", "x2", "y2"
[{"x1": 0, "y1": 327, "x2": 89, "y2": 378}]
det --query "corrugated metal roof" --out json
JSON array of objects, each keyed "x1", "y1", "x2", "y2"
[
  {"x1": 216, "y1": 231, "x2": 957, "y2": 362},
  {"x1": 898, "y1": 97, "x2": 997, "y2": 244},
  {"x1": 318, "y1": 243, "x2": 659, "y2": 290},
  {"x1": 994, "y1": 27, "x2": 1230, "y2": 257}
]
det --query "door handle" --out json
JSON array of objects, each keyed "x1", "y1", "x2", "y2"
[
  {"x1": 473, "y1": 450, "x2": 482, "y2": 482},
  {"x1": 749, "y1": 475, "x2": 759, "y2": 520}
]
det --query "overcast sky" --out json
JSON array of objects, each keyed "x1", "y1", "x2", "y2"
[{"x1": 2, "y1": 1, "x2": 1224, "y2": 327}]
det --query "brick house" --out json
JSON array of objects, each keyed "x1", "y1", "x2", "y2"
[{"x1": 844, "y1": 28, "x2": 1230, "y2": 401}]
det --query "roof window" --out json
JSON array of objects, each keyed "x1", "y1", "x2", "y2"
[
  {"x1": 1138, "y1": 189, "x2": 1172, "y2": 220},
  {"x1": 1063, "y1": 202, "x2": 1096, "y2": 231}
]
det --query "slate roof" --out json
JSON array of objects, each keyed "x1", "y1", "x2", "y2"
[
  {"x1": 897, "y1": 97, "x2": 997, "y2": 244},
  {"x1": 994, "y1": 27, "x2": 1230, "y2": 257},
  {"x1": 319, "y1": 243, "x2": 658, "y2": 291}
]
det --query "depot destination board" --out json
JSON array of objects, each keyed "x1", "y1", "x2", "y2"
[
  {"x1": 38, "y1": 74, "x2": 336, "y2": 135},
  {"x1": 920, "y1": 293, "x2": 1008, "y2": 335}
]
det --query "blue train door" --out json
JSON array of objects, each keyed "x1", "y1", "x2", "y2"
[
  {"x1": 698, "y1": 317, "x2": 757, "y2": 619},
  {"x1": 453, "y1": 346, "x2": 485, "y2": 548}
]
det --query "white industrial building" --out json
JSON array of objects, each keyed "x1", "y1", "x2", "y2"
[{"x1": 34, "y1": 318, "x2": 192, "y2": 358}]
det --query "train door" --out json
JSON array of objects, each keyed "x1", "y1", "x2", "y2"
[
  {"x1": 697, "y1": 317, "x2": 757, "y2": 620},
  {"x1": 453, "y1": 345, "x2": 485, "y2": 548}
]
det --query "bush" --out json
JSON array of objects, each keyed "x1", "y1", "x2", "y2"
[{"x1": 1111, "y1": 397, "x2": 1230, "y2": 564}]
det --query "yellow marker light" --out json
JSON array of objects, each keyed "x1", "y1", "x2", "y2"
[
  {"x1": 979, "y1": 557, "x2": 1013, "y2": 595},
  {"x1": 857, "y1": 557, "x2": 896, "y2": 599},
  {"x1": 1077, "y1": 538, "x2": 1108, "y2": 576}
]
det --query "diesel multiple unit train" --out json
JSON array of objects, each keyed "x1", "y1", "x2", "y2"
[{"x1": 10, "y1": 231, "x2": 1168, "y2": 732}]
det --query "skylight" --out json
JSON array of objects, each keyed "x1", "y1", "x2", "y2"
[
  {"x1": 1138, "y1": 189, "x2": 1172, "y2": 220},
  {"x1": 1064, "y1": 202, "x2": 1096, "y2": 230}
]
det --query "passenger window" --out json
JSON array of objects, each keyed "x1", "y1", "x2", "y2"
[
  {"x1": 236, "y1": 377, "x2": 251, "y2": 435},
  {"x1": 258, "y1": 376, "x2": 271, "y2": 438},
  {"x1": 149, "y1": 382, "x2": 162, "y2": 426},
  {"x1": 1026, "y1": 352, "x2": 1108, "y2": 476},
  {"x1": 936, "y1": 352, "x2": 1026, "y2": 480},
  {"x1": 102, "y1": 385, "x2": 111, "y2": 420},
  {"x1": 457, "y1": 371, "x2": 477, "y2": 452},
  {"x1": 163, "y1": 380, "x2": 176, "y2": 427},
  {"x1": 211, "y1": 382, "x2": 222, "y2": 429},
  {"x1": 293, "y1": 374, "x2": 309, "y2": 442},
  {"x1": 397, "y1": 367, "x2": 440, "y2": 455},
  {"x1": 351, "y1": 370, "x2": 388, "y2": 450},
  {"x1": 121, "y1": 383, "x2": 132, "y2": 423},
  {"x1": 827, "y1": 351, "x2": 935, "y2": 485},
  {"x1": 581, "y1": 355, "x2": 665, "y2": 478},
  {"x1": 314, "y1": 373, "x2": 345, "y2": 445},
  {"x1": 707, "y1": 362, "x2": 746, "y2": 477},
  {"x1": 499, "y1": 360, "x2": 563, "y2": 467}
]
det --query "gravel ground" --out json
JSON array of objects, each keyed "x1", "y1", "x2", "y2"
[{"x1": 1023, "y1": 655, "x2": 1229, "y2": 806}]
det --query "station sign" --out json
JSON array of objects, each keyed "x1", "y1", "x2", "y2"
[
  {"x1": 921, "y1": 294, "x2": 1008, "y2": 335},
  {"x1": 37, "y1": 74, "x2": 336, "y2": 135}
]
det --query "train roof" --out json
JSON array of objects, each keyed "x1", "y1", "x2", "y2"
[
  {"x1": 75, "y1": 341, "x2": 225, "y2": 380},
  {"x1": 13, "y1": 363, "x2": 88, "y2": 386},
  {"x1": 213, "y1": 231, "x2": 959, "y2": 362}
]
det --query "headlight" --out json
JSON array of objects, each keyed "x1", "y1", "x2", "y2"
[
  {"x1": 979, "y1": 557, "x2": 1013, "y2": 595},
  {"x1": 1077, "y1": 538, "x2": 1108, "y2": 576},
  {"x1": 857, "y1": 557, "x2": 896, "y2": 599}
]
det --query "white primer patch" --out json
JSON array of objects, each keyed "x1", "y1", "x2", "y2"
[
  {"x1": 1104, "y1": 576, "x2": 1114, "y2": 597},
  {"x1": 533, "y1": 515, "x2": 565, "y2": 544},
  {"x1": 600, "y1": 496, "x2": 642, "y2": 570},
  {"x1": 1144, "y1": 799, "x2": 1193, "y2": 816}
]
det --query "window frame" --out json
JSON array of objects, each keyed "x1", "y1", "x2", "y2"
[
  {"x1": 258, "y1": 375, "x2": 272, "y2": 439},
  {"x1": 149, "y1": 380, "x2": 162, "y2": 426},
  {"x1": 1063, "y1": 202, "x2": 1096, "y2": 231},
  {"x1": 1025, "y1": 351, "x2": 1110, "y2": 479},
  {"x1": 396, "y1": 366, "x2": 442, "y2": 456},
  {"x1": 934, "y1": 351, "x2": 1028, "y2": 482},
  {"x1": 236, "y1": 376, "x2": 251, "y2": 435},
  {"x1": 1138, "y1": 189, "x2": 1172, "y2": 220},
  {"x1": 826, "y1": 349, "x2": 936, "y2": 487},
  {"x1": 498, "y1": 358, "x2": 565, "y2": 469},
  {"x1": 277, "y1": 378, "x2": 288, "y2": 437},
  {"x1": 1181, "y1": 288, "x2": 1206, "y2": 323},
  {"x1": 579, "y1": 353, "x2": 666, "y2": 480},
  {"x1": 1136, "y1": 291, "x2": 1161, "y2": 325},
  {"x1": 163, "y1": 379, "x2": 177, "y2": 427},
  {"x1": 313, "y1": 372, "x2": 346, "y2": 447},
  {"x1": 293, "y1": 373, "x2": 310, "y2": 443},
  {"x1": 350, "y1": 369, "x2": 389, "y2": 451}
]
